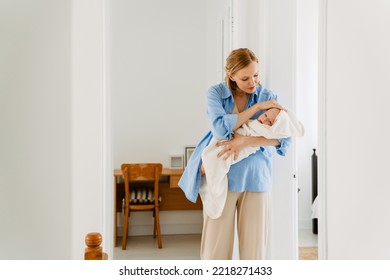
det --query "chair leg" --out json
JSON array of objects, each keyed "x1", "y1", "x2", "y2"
[
  {"x1": 155, "y1": 208, "x2": 162, "y2": 249},
  {"x1": 153, "y1": 210, "x2": 157, "y2": 238},
  {"x1": 153, "y1": 219, "x2": 156, "y2": 238},
  {"x1": 122, "y1": 209, "x2": 129, "y2": 250}
]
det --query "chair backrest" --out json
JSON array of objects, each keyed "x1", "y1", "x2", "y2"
[{"x1": 121, "y1": 163, "x2": 163, "y2": 206}]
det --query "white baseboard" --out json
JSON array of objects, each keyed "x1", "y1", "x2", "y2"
[
  {"x1": 117, "y1": 223, "x2": 203, "y2": 237},
  {"x1": 118, "y1": 215, "x2": 313, "y2": 235}
]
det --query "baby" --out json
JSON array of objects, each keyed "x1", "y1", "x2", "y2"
[
  {"x1": 199, "y1": 107, "x2": 305, "y2": 219},
  {"x1": 201, "y1": 108, "x2": 282, "y2": 175}
]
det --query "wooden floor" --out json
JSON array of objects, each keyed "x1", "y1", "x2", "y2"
[
  {"x1": 299, "y1": 246, "x2": 318, "y2": 260},
  {"x1": 298, "y1": 228, "x2": 318, "y2": 260}
]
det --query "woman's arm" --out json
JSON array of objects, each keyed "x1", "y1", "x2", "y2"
[
  {"x1": 216, "y1": 133, "x2": 280, "y2": 161},
  {"x1": 233, "y1": 100, "x2": 285, "y2": 131}
]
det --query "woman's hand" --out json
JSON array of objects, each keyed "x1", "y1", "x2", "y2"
[
  {"x1": 256, "y1": 100, "x2": 286, "y2": 112},
  {"x1": 216, "y1": 134, "x2": 247, "y2": 161}
]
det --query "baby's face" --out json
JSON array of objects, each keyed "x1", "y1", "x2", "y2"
[{"x1": 257, "y1": 108, "x2": 280, "y2": 126}]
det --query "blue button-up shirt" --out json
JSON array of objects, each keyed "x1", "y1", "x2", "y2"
[{"x1": 178, "y1": 82, "x2": 291, "y2": 203}]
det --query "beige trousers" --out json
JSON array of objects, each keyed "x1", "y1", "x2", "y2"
[{"x1": 200, "y1": 191, "x2": 269, "y2": 260}]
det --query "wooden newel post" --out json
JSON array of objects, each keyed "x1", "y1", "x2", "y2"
[{"x1": 84, "y1": 232, "x2": 108, "y2": 260}]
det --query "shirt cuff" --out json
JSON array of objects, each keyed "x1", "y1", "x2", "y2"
[
  {"x1": 213, "y1": 114, "x2": 238, "y2": 140},
  {"x1": 275, "y1": 137, "x2": 291, "y2": 156}
]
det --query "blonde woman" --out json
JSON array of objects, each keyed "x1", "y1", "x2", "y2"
[{"x1": 179, "y1": 48, "x2": 291, "y2": 260}]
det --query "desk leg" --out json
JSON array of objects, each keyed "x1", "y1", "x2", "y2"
[{"x1": 114, "y1": 176, "x2": 117, "y2": 247}]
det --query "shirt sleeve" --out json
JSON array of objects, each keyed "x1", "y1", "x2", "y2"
[
  {"x1": 275, "y1": 137, "x2": 291, "y2": 156},
  {"x1": 206, "y1": 86, "x2": 237, "y2": 140}
]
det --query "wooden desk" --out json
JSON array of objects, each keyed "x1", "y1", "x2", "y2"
[{"x1": 113, "y1": 168, "x2": 202, "y2": 246}]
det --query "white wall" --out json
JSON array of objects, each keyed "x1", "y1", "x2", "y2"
[
  {"x1": 110, "y1": 0, "x2": 211, "y2": 236},
  {"x1": 0, "y1": 0, "x2": 72, "y2": 259},
  {"x1": 319, "y1": 0, "x2": 390, "y2": 259},
  {"x1": 111, "y1": 0, "x2": 210, "y2": 169},
  {"x1": 71, "y1": 0, "x2": 109, "y2": 259},
  {"x1": 0, "y1": 0, "x2": 108, "y2": 260}
]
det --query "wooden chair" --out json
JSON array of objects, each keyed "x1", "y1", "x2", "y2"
[{"x1": 121, "y1": 163, "x2": 163, "y2": 250}]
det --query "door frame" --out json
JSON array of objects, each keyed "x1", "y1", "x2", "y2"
[{"x1": 101, "y1": 0, "x2": 321, "y2": 260}]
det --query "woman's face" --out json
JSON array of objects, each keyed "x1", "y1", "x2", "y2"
[{"x1": 230, "y1": 61, "x2": 260, "y2": 93}]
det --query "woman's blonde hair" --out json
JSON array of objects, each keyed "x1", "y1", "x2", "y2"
[{"x1": 225, "y1": 48, "x2": 259, "y2": 92}]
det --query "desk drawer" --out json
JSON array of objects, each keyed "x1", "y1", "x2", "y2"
[{"x1": 169, "y1": 175, "x2": 181, "y2": 188}]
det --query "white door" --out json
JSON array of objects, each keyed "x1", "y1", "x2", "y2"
[{"x1": 231, "y1": 0, "x2": 299, "y2": 259}]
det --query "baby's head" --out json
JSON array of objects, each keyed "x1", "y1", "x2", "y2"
[{"x1": 257, "y1": 108, "x2": 281, "y2": 126}]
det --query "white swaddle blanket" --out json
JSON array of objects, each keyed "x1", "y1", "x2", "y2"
[{"x1": 200, "y1": 110, "x2": 305, "y2": 219}]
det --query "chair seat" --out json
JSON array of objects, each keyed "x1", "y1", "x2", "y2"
[{"x1": 129, "y1": 187, "x2": 162, "y2": 204}]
